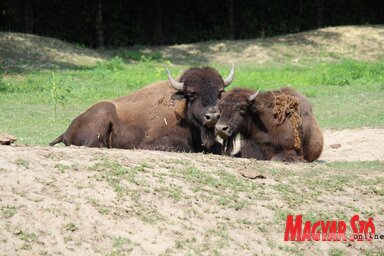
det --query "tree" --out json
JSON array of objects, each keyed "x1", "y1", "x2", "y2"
[
  {"x1": 153, "y1": 0, "x2": 163, "y2": 44},
  {"x1": 316, "y1": 0, "x2": 324, "y2": 27},
  {"x1": 228, "y1": 0, "x2": 235, "y2": 39},
  {"x1": 22, "y1": 0, "x2": 33, "y2": 33},
  {"x1": 95, "y1": 0, "x2": 104, "y2": 48}
]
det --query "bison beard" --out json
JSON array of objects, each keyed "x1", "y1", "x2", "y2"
[{"x1": 50, "y1": 66, "x2": 234, "y2": 154}]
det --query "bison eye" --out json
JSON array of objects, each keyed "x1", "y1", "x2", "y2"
[
  {"x1": 239, "y1": 106, "x2": 247, "y2": 115},
  {"x1": 187, "y1": 92, "x2": 198, "y2": 101}
]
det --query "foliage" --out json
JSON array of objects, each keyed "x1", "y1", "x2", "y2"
[
  {"x1": 1, "y1": 0, "x2": 383, "y2": 46},
  {"x1": 49, "y1": 72, "x2": 72, "y2": 119},
  {"x1": 237, "y1": 59, "x2": 384, "y2": 88},
  {"x1": 97, "y1": 56, "x2": 125, "y2": 71},
  {"x1": 0, "y1": 74, "x2": 6, "y2": 92}
]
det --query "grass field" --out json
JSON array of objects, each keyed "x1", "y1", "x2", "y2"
[{"x1": 1, "y1": 55, "x2": 384, "y2": 145}]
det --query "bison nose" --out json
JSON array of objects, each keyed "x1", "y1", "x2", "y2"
[
  {"x1": 217, "y1": 125, "x2": 228, "y2": 131},
  {"x1": 215, "y1": 124, "x2": 231, "y2": 138},
  {"x1": 204, "y1": 112, "x2": 220, "y2": 127}
]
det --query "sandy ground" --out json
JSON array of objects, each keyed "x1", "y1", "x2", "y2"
[
  {"x1": 321, "y1": 128, "x2": 384, "y2": 161},
  {"x1": 0, "y1": 128, "x2": 383, "y2": 255}
]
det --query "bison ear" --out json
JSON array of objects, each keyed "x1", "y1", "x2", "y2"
[
  {"x1": 223, "y1": 64, "x2": 235, "y2": 87},
  {"x1": 247, "y1": 89, "x2": 260, "y2": 103},
  {"x1": 166, "y1": 68, "x2": 185, "y2": 91}
]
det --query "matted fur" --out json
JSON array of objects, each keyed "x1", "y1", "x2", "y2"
[{"x1": 216, "y1": 87, "x2": 323, "y2": 162}]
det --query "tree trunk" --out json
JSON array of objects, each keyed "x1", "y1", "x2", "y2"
[
  {"x1": 153, "y1": 0, "x2": 163, "y2": 45},
  {"x1": 95, "y1": 0, "x2": 104, "y2": 48},
  {"x1": 228, "y1": 0, "x2": 235, "y2": 39},
  {"x1": 316, "y1": 0, "x2": 324, "y2": 27},
  {"x1": 297, "y1": 0, "x2": 303, "y2": 30},
  {"x1": 23, "y1": 0, "x2": 34, "y2": 34}
]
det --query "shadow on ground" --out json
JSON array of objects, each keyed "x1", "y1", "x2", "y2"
[
  {"x1": 2, "y1": 25, "x2": 384, "y2": 72},
  {"x1": 0, "y1": 32, "x2": 110, "y2": 73}
]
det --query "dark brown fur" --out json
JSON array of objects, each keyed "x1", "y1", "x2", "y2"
[
  {"x1": 50, "y1": 67, "x2": 227, "y2": 153},
  {"x1": 215, "y1": 87, "x2": 323, "y2": 162}
]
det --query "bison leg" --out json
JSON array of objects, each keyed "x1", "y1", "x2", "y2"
[
  {"x1": 271, "y1": 150, "x2": 305, "y2": 162},
  {"x1": 207, "y1": 141, "x2": 223, "y2": 154},
  {"x1": 240, "y1": 139, "x2": 265, "y2": 159},
  {"x1": 49, "y1": 134, "x2": 64, "y2": 146},
  {"x1": 139, "y1": 135, "x2": 193, "y2": 152},
  {"x1": 56, "y1": 101, "x2": 116, "y2": 148},
  {"x1": 64, "y1": 120, "x2": 112, "y2": 148}
]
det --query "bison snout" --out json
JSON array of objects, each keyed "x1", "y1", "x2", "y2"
[
  {"x1": 204, "y1": 112, "x2": 220, "y2": 127},
  {"x1": 215, "y1": 124, "x2": 231, "y2": 139}
]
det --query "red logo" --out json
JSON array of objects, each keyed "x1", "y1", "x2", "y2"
[{"x1": 284, "y1": 214, "x2": 378, "y2": 241}]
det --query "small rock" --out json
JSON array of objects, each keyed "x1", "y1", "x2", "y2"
[
  {"x1": 330, "y1": 143, "x2": 341, "y2": 149},
  {"x1": 0, "y1": 133, "x2": 17, "y2": 145},
  {"x1": 13, "y1": 229, "x2": 22, "y2": 235},
  {"x1": 238, "y1": 170, "x2": 267, "y2": 179}
]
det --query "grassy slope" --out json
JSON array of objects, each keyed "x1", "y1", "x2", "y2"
[{"x1": 0, "y1": 25, "x2": 383, "y2": 145}]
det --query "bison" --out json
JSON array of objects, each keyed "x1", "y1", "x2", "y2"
[
  {"x1": 214, "y1": 87, "x2": 323, "y2": 162},
  {"x1": 49, "y1": 66, "x2": 234, "y2": 153}
]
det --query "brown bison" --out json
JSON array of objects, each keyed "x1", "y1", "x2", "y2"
[
  {"x1": 49, "y1": 66, "x2": 234, "y2": 153},
  {"x1": 214, "y1": 87, "x2": 323, "y2": 162}
]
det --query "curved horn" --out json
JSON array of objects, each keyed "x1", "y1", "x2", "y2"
[
  {"x1": 248, "y1": 89, "x2": 261, "y2": 102},
  {"x1": 166, "y1": 68, "x2": 184, "y2": 91},
  {"x1": 223, "y1": 64, "x2": 235, "y2": 87}
]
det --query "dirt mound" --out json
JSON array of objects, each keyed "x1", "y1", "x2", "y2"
[
  {"x1": 0, "y1": 32, "x2": 106, "y2": 71},
  {"x1": 322, "y1": 128, "x2": 384, "y2": 161},
  {"x1": 0, "y1": 128, "x2": 383, "y2": 255},
  {"x1": 158, "y1": 25, "x2": 384, "y2": 65},
  {"x1": 2, "y1": 25, "x2": 383, "y2": 72}
]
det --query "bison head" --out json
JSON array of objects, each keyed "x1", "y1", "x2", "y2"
[
  {"x1": 167, "y1": 65, "x2": 234, "y2": 150},
  {"x1": 215, "y1": 88, "x2": 260, "y2": 140}
]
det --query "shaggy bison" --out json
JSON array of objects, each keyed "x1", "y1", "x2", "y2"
[
  {"x1": 50, "y1": 66, "x2": 234, "y2": 153},
  {"x1": 214, "y1": 87, "x2": 323, "y2": 162}
]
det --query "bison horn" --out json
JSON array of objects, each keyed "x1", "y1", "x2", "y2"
[
  {"x1": 166, "y1": 68, "x2": 184, "y2": 91},
  {"x1": 223, "y1": 64, "x2": 235, "y2": 87},
  {"x1": 248, "y1": 89, "x2": 261, "y2": 102}
]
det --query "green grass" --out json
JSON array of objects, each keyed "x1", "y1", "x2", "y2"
[
  {"x1": 1, "y1": 56, "x2": 383, "y2": 145},
  {"x1": 110, "y1": 236, "x2": 134, "y2": 255},
  {"x1": 54, "y1": 163, "x2": 70, "y2": 173},
  {"x1": 328, "y1": 248, "x2": 346, "y2": 256},
  {"x1": 65, "y1": 222, "x2": 78, "y2": 232},
  {"x1": 17, "y1": 230, "x2": 38, "y2": 250},
  {"x1": 1, "y1": 206, "x2": 17, "y2": 219},
  {"x1": 14, "y1": 159, "x2": 30, "y2": 169},
  {"x1": 172, "y1": 166, "x2": 266, "y2": 210}
]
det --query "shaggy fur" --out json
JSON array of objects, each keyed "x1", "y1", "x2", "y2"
[
  {"x1": 215, "y1": 87, "x2": 323, "y2": 162},
  {"x1": 50, "y1": 67, "x2": 228, "y2": 153}
]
